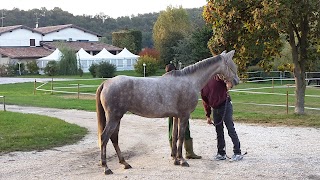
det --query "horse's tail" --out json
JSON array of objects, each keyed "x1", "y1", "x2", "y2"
[{"x1": 96, "y1": 82, "x2": 106, "y2": 149}]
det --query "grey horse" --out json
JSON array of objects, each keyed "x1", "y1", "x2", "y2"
[{"x1": 96, "y1": 50, "x2": 239, "y2": 174}]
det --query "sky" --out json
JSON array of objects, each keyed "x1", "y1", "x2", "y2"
[{"x1": 1, "y1": 0, "x2": 207, "y2": 18}]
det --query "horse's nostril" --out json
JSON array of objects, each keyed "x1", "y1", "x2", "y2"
[{"x1": 233, "y1": 78, "x2": 239, "y2": 85}]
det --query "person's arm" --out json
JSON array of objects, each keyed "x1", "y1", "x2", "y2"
[
  {"x1": 201, "y1": 95, "x2": 213, "y2": 124},
  {"x1": 226, "y1": 81, "x2": 233, "y2": 90}
]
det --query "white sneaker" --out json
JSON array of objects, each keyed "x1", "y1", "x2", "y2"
[
  {"x1": 230, "y1": 154, "x2": 243, "y2": 162},
  {"x1": 214, "y1": 154, "x2": 226, "y2": 160}
]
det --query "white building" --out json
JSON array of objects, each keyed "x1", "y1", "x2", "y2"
[{"x1": 0, "y1": 24, "x2": 123, "y2": 69}]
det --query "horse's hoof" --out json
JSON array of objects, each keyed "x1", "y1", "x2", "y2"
[
  {"x1": 104, "y1": 168, "x2": 113, "y2": 175},
  {"x1": 181, "y1": 161, "x2": 189, "y2": 167},
  {"x1": 174, "y1": 159, "x2": 180, "y2": 165},
  {"x1": 124, "y1": 164, "x2": 132, "y2": 169},
  {"x1": 100, "y1": 161, "x2": 106, "y2": 167}
]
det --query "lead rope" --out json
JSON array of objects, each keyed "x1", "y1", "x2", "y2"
[
  {"x1": 212, "y1": 96, "x2": 231, "y2": 159},
  {"x1": 213, "y1": 96, "x2": 228, "y2": 127}
]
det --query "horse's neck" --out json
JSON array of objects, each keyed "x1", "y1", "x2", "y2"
[{"x1": 190, "y1": 60, "x2": 224, "y2": 91}]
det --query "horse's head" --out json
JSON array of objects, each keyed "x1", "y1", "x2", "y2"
[{"x1": 220, "y1": 50, "x2": 240, "y2": 87}]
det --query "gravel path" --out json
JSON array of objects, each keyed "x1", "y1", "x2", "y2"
[{"x1": 1, "y1": 105, "x2": 320, "y2": 180}]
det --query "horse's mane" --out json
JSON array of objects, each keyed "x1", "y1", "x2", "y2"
[{"x1": 165, "y1": 55, "x2": 222, "y2": 77}]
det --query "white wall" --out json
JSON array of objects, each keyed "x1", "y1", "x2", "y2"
[
  {"x1": 0, "y1": 29, "x2": 42, "y2": 47},
  {"x1": 42, "y1": 28, "x2": 99, "y2": 42}
]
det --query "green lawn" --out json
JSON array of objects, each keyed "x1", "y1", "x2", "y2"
[{"x1": 0, "y1": 111, "x2": 87, "y2": 154}]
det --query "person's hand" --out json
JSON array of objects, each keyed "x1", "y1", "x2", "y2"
[
  {"x1": 206, "y1": 117, "x2": 213, "y2": 125},
  {"x1": 226, "y1": 81, "x2": 233, "y2": 90}
]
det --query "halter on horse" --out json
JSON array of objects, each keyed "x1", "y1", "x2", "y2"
[{"x1": 96, "y1": 50, "x2": 239, "y2": 174}]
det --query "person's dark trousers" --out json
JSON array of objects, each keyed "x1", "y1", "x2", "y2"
[{"x1": 213, "y1": 100, "x2": 241, "y2": 155}]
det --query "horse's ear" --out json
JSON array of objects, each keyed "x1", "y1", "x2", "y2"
[
  {"x1": 220, "y1": 50, "x2": 227, "y2": 55},
  {"x1": 225, "y1": 50, "x2": 235, "y2": 59}
]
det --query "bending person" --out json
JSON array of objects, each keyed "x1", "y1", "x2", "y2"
[{"x1": 201, "y1": 74, "x2": 243, "y2": 161}]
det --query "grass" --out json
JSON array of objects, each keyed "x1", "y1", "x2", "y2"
[{"x1": 0, "y1": 111, "x2": 87, "y2": 154}]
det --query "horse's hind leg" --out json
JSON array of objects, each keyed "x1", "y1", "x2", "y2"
[
  {"x1": 100, "y1": 117, "x2": 121, "y2": 175},
  {"x1": 110, "y1": 121, "x2": 132, "y2": 169}
]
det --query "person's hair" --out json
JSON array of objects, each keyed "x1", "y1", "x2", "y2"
[{"x1": 165, "y1": 63, "x2": 176, "y2": 72}]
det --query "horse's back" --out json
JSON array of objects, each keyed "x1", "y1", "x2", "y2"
[{"x1": 99, "y1": 75, "x2": 198, "y2": 118}]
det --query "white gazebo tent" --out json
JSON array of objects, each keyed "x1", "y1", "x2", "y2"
[
  {"x1": 76, "y1": 48, "x2": 96, "y2": 72},
  {"x1": 93, "y1": 48, "x2": 116, "y2": 64},
  {"x1": 114, "y1": 48, "x2": 139, "y2": 71},
  {"x1": 37, "y1": 48, "x2": 63, "y2": 73}
]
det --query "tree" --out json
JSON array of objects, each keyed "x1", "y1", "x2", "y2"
[
  {"x1": 58, "y1": 46, "x2": 78, "y2": 75},
  {"x1": 112, "y1": 29, "x2": 142, "y2": 54},
  {"x1": 44, "y1": 61, "x2": 59, "y2": 76},
  {"x1": 203, "y1": 0, "x2": 320, "y2": 114},
  {"x1": 153, "y1": 6, "x2": 191, "y2": 66},
  {"x1": 173, "y1": 25, "x2": 213, "y2": 66}
]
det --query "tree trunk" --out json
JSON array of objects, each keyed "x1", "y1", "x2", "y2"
[
  {"x1": 288, "y1": 23, "x2": 307, "y2": 115},
  {"x1": 294, "y1": 68, "x2": 306, "y2": 114}
]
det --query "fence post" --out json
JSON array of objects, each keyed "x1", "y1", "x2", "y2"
[
  {"x1": 51, "y1": 78, "x2": 53, "y2": 95},
  {"x1": 3, "y1": 96, "x2": 5, "y2": 111},
  {"x1": 272, "y1": 78, "x2": 274, "y2": 93},
  {"x1": 33, "y1": 79, "x2": 36, "y2": 95},
  {"x1": 77, "y1": 83, "x2": 80, "y2": 99}
]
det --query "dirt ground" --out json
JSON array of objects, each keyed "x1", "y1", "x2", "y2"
[{"x1": 1, "y1": 105, "x2": 320, "y2": 180}]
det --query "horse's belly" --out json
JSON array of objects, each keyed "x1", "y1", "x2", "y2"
[{"x1": 128, "y1": 105, "x2": 176, "y2": 118}]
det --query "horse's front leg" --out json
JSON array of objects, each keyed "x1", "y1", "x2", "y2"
[
  {"x1": 172, "y1": 117, "x2": 179, "y2": 165},
  {"x1": 177, "y1": 116, "x2": 190, "y2": 167}
]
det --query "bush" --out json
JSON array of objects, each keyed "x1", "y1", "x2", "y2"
[
  {"x1": 6, "y1": 64, "x2": 16, "y2": 76},
  {"x1": 134, "y1": 55, "x2": 159, "y2": 76},
  {"x1": 78, "y1": 68, "x2": 83, "y2": 77},
  {"x1": 0, "y1": 64, "x2": 10, "y2": 77},
  {"x1": 139, "y1": 48, "x2": 160, "y2": 61},
  {"x1": 26, "y1": 60, "x2": 39, "y2": 75},
  {"x1": 96, "y1": 61, "x2": 116, "y2": 78},
  {"x1": 44, "y1": 61, "x2": 59, "y2": 76},
  {"x1": 89, "y1": 63, "x2": 97, "y2": 78}
]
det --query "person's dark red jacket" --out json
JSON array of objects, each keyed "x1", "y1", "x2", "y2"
[{"x1": 201, "y1": 75, "x2": 230, "y2": 118}]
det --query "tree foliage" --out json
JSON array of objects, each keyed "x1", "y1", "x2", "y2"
[
  {"x1": 44, "y1": 61, "x2": 59, "y2": 76},
  {"x1": 134, "y1": 55, "x2": 159, "y2": 77},
  {"x1": 112, "y1": 30, "x2": 142, "y2": 54},
  {"x1": 2, "y1": 7, "x2": 204, "y2": 48},
  {"x1": 58, "y1": 46, "x2": 78, "y2": 75},
  {"x1": 173, "y1": 24, "x2": 213, "y2": 66},
  {"x1": 203, "y1": 0, "x2": 320, "y2": 114},
  {"x1": 153, "y1": 6, "x2": 191, "y2": 65},
  {"x1": 26, "y1": 60, "x2": 40, "y2": 75}
]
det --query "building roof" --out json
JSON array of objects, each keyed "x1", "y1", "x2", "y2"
[
  {"x1": 0, "y1": 47, "x2": 52, "y2": 59},
  {"x1": 35, "y1": 24, "x2": 102, "y2": 37},
  {"x1": 41, "y1": 41, "x2": 122, "y2": 52},
  {"x1": 0, "y1": 25, "x2": 43, "y2": 35}
]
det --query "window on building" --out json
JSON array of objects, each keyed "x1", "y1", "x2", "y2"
[{"x1": 30, "y1": 39, "x2": 36, "y2": 47}]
